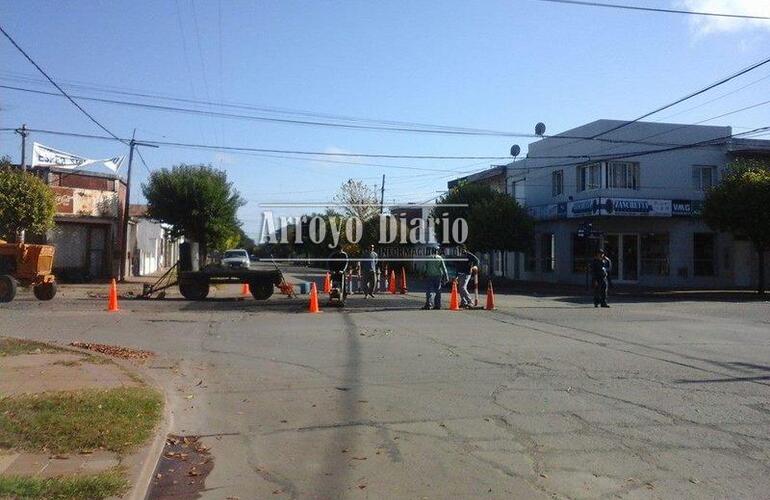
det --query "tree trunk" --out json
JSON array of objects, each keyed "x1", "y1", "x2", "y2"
[
  {"x1": 198, "y1": 235, "x2": 208, "y2": 270},
  {"x1": 757, "y1": 244, "x2": 766, "y2": 297}
]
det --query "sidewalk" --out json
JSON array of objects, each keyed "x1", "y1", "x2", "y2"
[{"x1": 0, "y1": 338, "x2": 166, "y2": 499}]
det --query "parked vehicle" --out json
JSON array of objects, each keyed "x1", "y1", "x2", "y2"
[
  {"x1": 221, "y1": 249, "x2": 251, "y2": 269},
  {"x1": 0, "y1": 240, "x2": 58, "y2": 303}
]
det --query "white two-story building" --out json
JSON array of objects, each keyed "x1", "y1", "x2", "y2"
[{"x1": 450, "y1": 119, "x2": 770, "y2": 289}]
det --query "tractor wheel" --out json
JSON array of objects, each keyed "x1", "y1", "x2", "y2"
[
  {"x1": 179, "y1": 280, "x2": 210, "y2": 300},
  {"x1": 33, "y1": 281, "x2": 58, "y2": 301},
  {"x1": 0, "y1": 275, "x2": 18, "y2": 303},
  {"x1": 249, "y1": 281, "x2": 274, "y2": 300}
]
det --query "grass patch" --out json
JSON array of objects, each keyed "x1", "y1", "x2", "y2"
[
  {"x1": 0, "y1": 468, "x2": 128, "y2": 499},
  {"x1": 0, "y1": 337, "x2": 61, "y2": 356},
  {"x1": 0, "y1": 387, "x2": 162, "y2": 454}
]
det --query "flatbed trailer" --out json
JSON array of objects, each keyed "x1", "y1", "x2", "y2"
[{"x1": 177, "y1": 268, "x2": 284, "y2": 300}]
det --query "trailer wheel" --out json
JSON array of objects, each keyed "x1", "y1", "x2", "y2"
[
  {"x1": 179, "y1": 280, "x2": 209, "y2": 300},
  {"x1": 0, "y1": 275, "x2": 17, "y2": 303},
  {"x1": 33, "y1": 281, "x2": 57, "y2": 301},
  {"x1": 249, "y1": 282, "x2": 274, "y2": 300}
]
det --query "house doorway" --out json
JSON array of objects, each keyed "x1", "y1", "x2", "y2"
[{"x1": 603, "y1": 233, "x2": 639, "y2": 282}]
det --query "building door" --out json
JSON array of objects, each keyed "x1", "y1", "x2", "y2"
[
  {"x1": 604, "y1": 234, "x2": 620, "y2": 281},
  {"x1": 603, "y1": 233, "x2": 639, "y2": 282},
  {"x1": 88, "y1": 226, "x2": 108, "y2": 278},
  {"x1": 622, "y1": 234, "x2": 639, "y2": 281}
]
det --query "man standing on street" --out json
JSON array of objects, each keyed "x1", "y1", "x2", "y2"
[
  {"x1": 589, "y1": 248, "x2": 612, "y2": 308},
  {"x1": 457, "y1": 245, "x2": 480, "y2": 308},
  {"x1": 422, "y1": 245, "x2": 448, "y2": 310},
  {"x1": 362, "y1": 244, "x2": 378, "y2": 298}
]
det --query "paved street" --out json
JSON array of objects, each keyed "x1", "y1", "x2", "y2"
[{"x1": 2, "y1": 271, "x2": 770, "y2": 499}]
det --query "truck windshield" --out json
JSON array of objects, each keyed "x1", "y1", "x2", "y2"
[{"x1": 224, "y1": 251, "x2": 245, "y2": 259}]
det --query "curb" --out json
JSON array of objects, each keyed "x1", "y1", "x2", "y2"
[
  {"x1": 121, "y1": 360, "x2": 173, "y2": 500},
  {"x1": 3, "y1": 337, "x2": 173, "y2": 500}
]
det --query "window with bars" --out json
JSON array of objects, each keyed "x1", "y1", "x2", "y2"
[{"x1": 607, "y1": 161, "x2": 640, "y2": 189}]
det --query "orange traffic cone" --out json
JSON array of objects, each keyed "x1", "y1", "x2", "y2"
[
  {"x1": 388, "y1": 270, "x2": 397, "y2": 294},
  {"x1": 308, "y1": 282, "x2": 320, "y2": 313},
  {"x1": 107, "y1": 278, "x2": 119, "y2": 312},
  {"x1": 399, "y1": 267, "x2": 407, "y2": 294},
  {"x1": 241, "y1": 282, "x2": 250, "y2": 296},
  {"x1": 485, "y1": 280, "x2": 496, "y2": 310},
  {"x1": 449, "y1": 279, "x2": 460, "y2": 311},
  {"x1": 323, "y1": 272, "x2": 331, "y2": 294}
]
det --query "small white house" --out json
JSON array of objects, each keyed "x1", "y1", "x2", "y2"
[{"x1": 127, "y1": 205, "x2": 180, "y2": 277}]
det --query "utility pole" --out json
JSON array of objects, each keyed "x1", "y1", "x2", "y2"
[
  {"x1": 15, "y1": 124, "x2": 29, "y2": 243},
  {"x1": 119, "y1": 130, "x2": 158, "y2": 282},
  {"x1": 380, "y1": 174, "x2": 385, "y2": 214},
  {"x1": 15, "y1": 124, "x2": 28, "y2": 171}
]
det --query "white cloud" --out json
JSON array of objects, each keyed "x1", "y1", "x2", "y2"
[{"x1": 677, "y1": 0, "x2": 770, "y2": 38}]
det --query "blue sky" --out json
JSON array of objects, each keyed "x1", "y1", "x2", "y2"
[{"x1": 1, "y1": 0, "x2": 769, "y2": 237}]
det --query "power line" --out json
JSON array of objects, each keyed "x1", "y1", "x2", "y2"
[
  {"x1": 543, "y1": 55, "x2": 770, "y2": 155},
  {"x1": 516, "y1": 126, "x2": 770, "y2": 172},
  {"x1": 0, "y1": 24, "x2": 125, "y2": 144},
  {"x1": 6, "y1": 81, "x2": 749, "y2": 152},
  {"x1": 0, "y1": 83, "x2": 536, "y2": 138},
  {"x1": 15, "y1": 125, "x2": 768, "y2": 170},
  {"x1": 579, "y1": 97, "x2": 770, "y2": 159},
  {"x1": 0, "y1": 70, "x2": 530, "y2": 137},
  {"x1": 135, "y1": 147, "x2": 153, "y2": 175},
  {"x1": 656, "y1": 71, "x2": 770, "y2": 122},
  {"x1": 533, "y1": 0, "x2": 770, "y2": 20},
  {"x1": 591, "y1": 55, "x2": 770, "y2": 140},
  {"x1": 14, "y1": 127, "x2": 514, "y2": 162}
]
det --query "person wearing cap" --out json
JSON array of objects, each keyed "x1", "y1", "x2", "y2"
[
  {"x1": 421, "y1": 245, "x2": 449, "y2": 310},
  {"x1": 589, "y1": 248, "x2": 612, "y2": 308}
]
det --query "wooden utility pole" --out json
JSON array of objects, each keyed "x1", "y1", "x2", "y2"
[
  {"x1": 380, "y1": 174, "x2": 385, "y2": 214},
  {"x1": 15, "y1": 124, "x2": 28, "y2": 171},
  {"x1": 119, "y1": 130, "x2": 158, "y2": 282},
  {"x1": 14, "y1": 124, "x2": 29, "y2": 243}
]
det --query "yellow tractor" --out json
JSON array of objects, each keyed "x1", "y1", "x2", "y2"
[{"x1": 0, "y1": 240, "x2": 57, "y2": 303}]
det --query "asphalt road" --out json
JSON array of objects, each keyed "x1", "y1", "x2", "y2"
[{"x1": 2, "y1": 269, "x2": 770, "y2": 499}]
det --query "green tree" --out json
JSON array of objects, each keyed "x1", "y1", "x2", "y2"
[
  {"x1": 142, "y1": 164, "x2": 244, "y2": 266},
  {"x1": 433, "y1": 182, "x2": 534, "y2": 252},
  {"x1": 702, "y1": 158, "x2": 770, "y2": 295},
  {"x1": 0, "y1": 157, "x2": 56, "y2": 242}
]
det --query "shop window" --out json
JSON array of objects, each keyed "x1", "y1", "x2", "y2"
[
  {"x1": 640, "y1": 233, "x2": 669, "y2": 276},
  {"x1": 694, "y1": 233, "x2": 716, "y2": 276},
  {"x1": 607, "y1": 161, "x2": 640, "y2": 189},
  {"x1": 552, "y1": 169, "x2": 564, "y2": 196},
  {"x1": 572, "y1": 233, "x2": 591, "y2": 273},
  {"x1": 693, "y1": 166, "x2": 716, "y2": 191},
  {"x1": 541, "y1": 233, "x2": 555, "y2": 272},
  {"x1": 577, "y1": 163, "x2": 601, "y2": 192}
]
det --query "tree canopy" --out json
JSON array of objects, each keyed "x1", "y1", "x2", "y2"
[
  {"x1": 702, "y1": 158, "x2": 770, "y2": 295},
  {"x1": 433, "y1": 182, "x2": 534, "y2": 252},
  {"x1": 142, "y1": 164, "x2": 244, "y2": 264},
  {"x1": 333, "y1": 179, "x2": 380, "y2": 221},
  {"x1": 0, "y1": 157, "x2": 56, "y2": 241}
]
